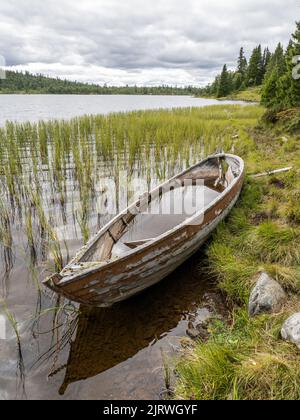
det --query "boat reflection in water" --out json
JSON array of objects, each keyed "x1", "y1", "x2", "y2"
[{"x1": 59, "y1": 251, "x2": 217, "y2": 395}]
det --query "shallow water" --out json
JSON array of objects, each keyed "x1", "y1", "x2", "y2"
[
  {"x1": 1, "y1": 243, "x2": 222, "y2": 400},
  {"x1": 0, "y1": 94, "x2": 248, "y2": 126},
  {"x1": 0, "y1": 164, "x2": 224, "y2": 400},
  {"x1": 0, "y1": 98, "x2": 233, "y2": 400}
]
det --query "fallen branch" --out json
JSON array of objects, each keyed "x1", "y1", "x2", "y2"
[{"x1": 251, "y1": 167, "x2": 293, "y2": 178}]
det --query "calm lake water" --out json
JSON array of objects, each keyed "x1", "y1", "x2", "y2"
[
  {"x1": 0, "y1": 94, "x2": 247, "y2": 125},
  {"x1": 0, "y1": 95, "x2": 234, "y2": 400}
]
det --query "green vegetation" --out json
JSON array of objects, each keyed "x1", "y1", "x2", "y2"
[
  {"x1": 0, "y1": 104, "x2": 263, "y2": 276},
  {"x1": 222, "y1": 87, "x2": 262, "y2": 103},
  {"x1": 0, "y1": 70, "x2": 202, "y2": 95},
  {"x1": 201, "y1": 21, "x2": 300, "y2": 111},
  {"x1": 200, "y1": 43, "x2": 270, "y2": 99},
  {"x1": 175, "y1": 308, "x2": 300, "y2": 400},
  {"x1": 261, "y1": 22, "x2": 300, "y2": 110},
  {"x1": 174, "y1": 107, "x2": 300, "y2": 400},
  {"x1": 217, "y1": 65, "x2": 231, "y2": 97},
  {"x1": 0, "y1": 96, "x2": 299, "y2": 400}
]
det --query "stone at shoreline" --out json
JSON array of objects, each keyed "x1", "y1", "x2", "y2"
[
  {"x1": 186, "y1": 323, "x2": 210, "y2": 341},
  {"x1": 248, "y1": 272, "x2": 286, "y2": 317},
  {"x1": 186, "y1": 291, "x2": 227, "y2": 341},
  {"x1": 281, "y1": 313, "x2": 300, "y2": 349},
  {"x1": 186, "y1": 327, "x2": 202, "y2": 340}
]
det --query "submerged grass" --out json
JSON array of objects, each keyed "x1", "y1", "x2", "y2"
[
  {"x1": 174, "y1": 114, "x2": 300, "y2": 400},
  {"x1": 0, "y1": 104, "x2": 263, "y2": 278},
  {"x1": 1, "y1": 103, "x2": 299, "y2": 400}
]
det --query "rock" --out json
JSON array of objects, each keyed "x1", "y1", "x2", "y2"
[
  {"x1": 186, "y1": 327, "x2": 201, "y2": 340},
  {"x1": 281, "y1": 313, "x2": 300, "y2": 349},
  {"x1": 248, "y1": 272, "x2": 286, "y2": 317},
  {"x1": 186, "y1": 322, "x2": 209, "y2": 341}
]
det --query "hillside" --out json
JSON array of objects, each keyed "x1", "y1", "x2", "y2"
[{"x1": 0, "y1": 70, "x2": 201, "y2": 96}]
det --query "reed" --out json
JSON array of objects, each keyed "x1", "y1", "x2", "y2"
[{"x1": 0, "y1": 105, "x2": 263, "y2": 284}]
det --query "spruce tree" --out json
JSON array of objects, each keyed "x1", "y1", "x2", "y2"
[
  {"x1": 275, "y1": 24, "x2": 300, "y2": 109},
  {"x1": 261, "y1": 43, "x2": 286, "y2": 108},
  {"x1": 217, "y1": 65, "x2": 230, "y2": 97},
  {"x1": 288, "y1": 21, "x2": 300, "y2": 106},
  {"x1": 262, "y1": 47, "x2": 272, "y2": 75},
  {"x1": 261, "y1": 22, "x2": 300, "y2": 109},
  {"x1": 261, "y1": 67, "x2": 280, "y2": 108},
  {"x1": 237, "y1": 47, "x2": 248, "y2": 78},
  {"x1": 233, "y1": 72, "x2": 243, "y2": 91},
  {"x1": 267, "y1": 43, "x2": 286, "y2": 78},
  {"x1": 247, "y1": 45, "x2": 263, "y2": 86}
]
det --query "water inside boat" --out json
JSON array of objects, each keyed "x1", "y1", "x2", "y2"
[{"x1": 111, "y1": 184, "x2": 220, "y2": 258}]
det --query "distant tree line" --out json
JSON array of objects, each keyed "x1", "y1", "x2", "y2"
[
  {"x1": 0, "y1": 70, "x2": 202, "y2": 96},
  {"x1": 201, "y1": 21, "x2": 300, "y2": 111}
]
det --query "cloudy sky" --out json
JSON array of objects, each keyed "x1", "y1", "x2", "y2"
[{"x1": 0, "y1": 0, "x2": 298, "y2": 86}]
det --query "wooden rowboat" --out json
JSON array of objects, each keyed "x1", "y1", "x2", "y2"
[{"x1": 43, "y1": 154, "x2": 244, "y2": 307}]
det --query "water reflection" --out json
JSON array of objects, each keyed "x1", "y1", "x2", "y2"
[{"x1": 59, "y1": 251, "x2": 214, "y2": 396}]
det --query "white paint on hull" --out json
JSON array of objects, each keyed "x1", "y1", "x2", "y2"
[{"x1": 94, "y1": 190, "x2": 240, "y2": 306}]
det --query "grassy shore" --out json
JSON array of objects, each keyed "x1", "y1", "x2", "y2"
[
  {"x1": 201, "y1": 86, "x2": 262, "y2": 103},
  {"x1": 223, "y1": 86, "x2": 262, "y2": 103},
  {"x1": 174, "y1": 107, "x2": 300, "y2": 400},
  {"x1": 0, "y1": 104, "x2": 264, "y2": 280},
  {"x1": 0, "y1": 104, "x2": 299, "y2": 399}
]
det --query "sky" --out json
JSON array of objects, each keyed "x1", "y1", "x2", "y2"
[{"x1": 0, "y1": 0, "x2": 299, "y2": 87}]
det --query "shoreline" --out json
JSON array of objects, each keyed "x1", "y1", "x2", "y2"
[{"x1": 173, "y1": 106, "x2": 300, "y2": 400}]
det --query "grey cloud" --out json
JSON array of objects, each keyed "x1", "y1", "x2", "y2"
[{"x1": 0, "y1": 0, "x2": 298, "y2": 86}]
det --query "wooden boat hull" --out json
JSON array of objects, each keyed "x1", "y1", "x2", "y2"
[{"x1": 44, "y1": 154, "x2": 244, "y2": 307}]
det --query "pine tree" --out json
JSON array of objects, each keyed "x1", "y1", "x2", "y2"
[
  {"x1": 247, "y1": 45, "x2": 264, "y2": 86},
  {"x1": 261, "y1": 43, "x2": 287, "y2": 108},
  {"x1": 288, "y1": 21, "x2": 300, "y2": 106},
  {"x1": 210, "y1": 75, "x2": 221, "y2": 96},
  {"x1": 275, "y1": 24, "x2": 300, "y2": 109},
  {"x1": 217, "y1": 65, "x2": 230, "y2": 97},
  {"x1": 265, "y1": 43, "x2": 285, "y2": 79},
  {"x1": 237, "y1": 47, "x2": 248, "y2": 78},
  {"x1": 261, "y1": 67, "x2": 280, "y2": 108},
  {"x1": 261, "y1": 22, "x2": 300, "y2": 110},
  {"x1": 233, "y1": 72, "x2": 243, "y2": 91},
  {"x1": 262, "y1": 47, "x2": 272, "y2": 75}
]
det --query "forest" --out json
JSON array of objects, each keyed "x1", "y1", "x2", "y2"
[
  {"x1": 0, "y1": 70, "x2": 202, "y2": 96},
  {"x1": 202, "y1": 21, "x2": 300, "y2": 111}
]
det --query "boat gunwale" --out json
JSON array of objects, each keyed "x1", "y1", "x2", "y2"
[{"x1": 48, "y1": 153, "x2": 244, "y2": 286}]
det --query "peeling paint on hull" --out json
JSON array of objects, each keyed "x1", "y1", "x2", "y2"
[{"x1": 44, "y1": 154, "x2": 244, "y2": 307}]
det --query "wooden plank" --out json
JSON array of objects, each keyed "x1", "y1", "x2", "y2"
[
  {"x1": 123, "y1": 238, "x2": 155, "y2": 249},
  {"x1": 251, "y1": 167, "x2": 292, "y2": 178}
]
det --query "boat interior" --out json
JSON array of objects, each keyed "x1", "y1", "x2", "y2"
[{"x1": 63, "y1": 155, "x2": 241, "y2": 270}]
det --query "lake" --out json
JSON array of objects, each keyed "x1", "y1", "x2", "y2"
[
  {"x1": 0, "y1": 97, "x2": 249, "y2": 400},
  {"x1": 0, "y1": 94, "x2": 247, "y2": 125}
]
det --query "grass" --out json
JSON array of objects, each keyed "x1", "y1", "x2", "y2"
[
  {"x1": 200, "y1": 86, "x2": 262, "y2": 103},
  {"x1": 0, "y1": 104, "x2": 264, "y2": 280},
  {"x1": 175, "y1": 308, "x2": 300, "y2": 400},
  {"x1": 0, "y1": 103, "x2": 299, "y2": 400},
  {"x1": 174, "y1": 109, "x2": 300, "y2": 400},
  {"x1": 225, "y1": 86, "x2": 262, "y2": 103}
]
